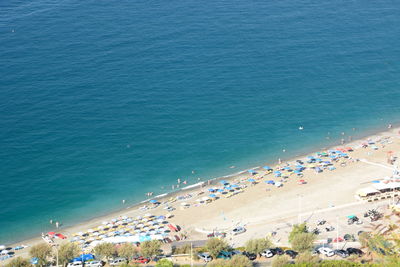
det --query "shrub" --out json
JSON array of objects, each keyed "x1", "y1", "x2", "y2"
[
  {"x1": 289, "y1": 223, "x2": 308, "y2": 243},
  {"x1": 291, "y1": 233, "x2": 316, "y2": 252},
  {"x1": 205, "y1": 238, "x2": 229, "y2": 258},
  {"x1": 29, "y1": 243, "x2": 52, "y2": 267},
  {"x1": 245, "y1": 238, "x2": 272, "y2": 255},
  {"x1": 140, "y1": 240, "x2": 162, "y2": 259},
  {"x1": 5, "y1": 257, "x2": 32, "y2": 267},
  {"x1": 272, "y1": 255, "x2": 291, "y2": 267},
  {"x1": 58, "y1": 242, "x2": 80, "y2": 266}
]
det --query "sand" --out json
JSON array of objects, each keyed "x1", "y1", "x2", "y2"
[{"x1": 4, "y1": 126, "x2": 400, "y2": 263}]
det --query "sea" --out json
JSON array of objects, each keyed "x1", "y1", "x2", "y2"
[{"x1": 1, "y1": 0, "x2": 400, "y2": 244}]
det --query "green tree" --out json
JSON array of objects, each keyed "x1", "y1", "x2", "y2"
[
  {"x1": 140, "y1": 240, "x2": 161, "y2": 259},
  {"x1": 57, "y1": 242, "x2": 80, "y2": 266},
  {"x1": 29, "y1": 243, "x2": 52, "y2": 267},
  {"x1": 291, "y1": 233, "x2": 316, "y2": 252},
  {"x1": 295, "y1": 252, "x2": 319, "y2": 265},
  {"x1": 205, "y1": 238, "x2": 229, "y2": 258},
  {"x1": 245, "y1": 237, "x2": 272, "y2": 255},
  {"x1": 118, "y1": 243, "x2": 138, "y2": 261},
  {"x1": 93, "y1": 242, "x2": 117, "y2": 260},
  {"x1": 272, "y1": 255, "x2": 291, "y2": 267},
  {"x1": 155, "y1": 259, "x2": 174, "y2": 267},
  {"x1": 207, "y1": 258, "x2": 228, "y2": 267},
  {"x1": 5, "y1": 257, "x2": 32, "y2": 267},
  {"x1": 289, "y1": 223, "x2": 308, "y2": 243}
]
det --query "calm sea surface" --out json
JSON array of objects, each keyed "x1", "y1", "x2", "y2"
[{"x1": 1, "y1": 0, "x2": 400, "y2": 244}]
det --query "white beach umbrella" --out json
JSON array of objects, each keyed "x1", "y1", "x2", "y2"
[
  {"x1": 0, "y1": 245, "x2": 5, "y2": 250},
  {"x1": 102, "y1": 221, "x2": 108, "y2": 225}
]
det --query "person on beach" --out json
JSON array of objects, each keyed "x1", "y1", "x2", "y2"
[
  {"x1": 49, "y1": 219, "x2": 53, "y2": 225},
  {"x1": 177, "y1": 178, "x2": 181, "y2": 184},
  {"x1": 55, "y1": 222, "x2": 59, "y2": 228},
  {"x1": 122, "y1": 199, "x2": 125, "y2": 204},
  {"x1": 388, "y1": 124, "x2": 392, "y2": 129}
]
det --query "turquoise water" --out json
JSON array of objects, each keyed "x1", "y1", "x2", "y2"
[{"x1": 1, "y1": 0, "x2": 400, "y2": 244}]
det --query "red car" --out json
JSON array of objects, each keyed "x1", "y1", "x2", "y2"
[{"x1": 133, "y1": 257, "x2": 150, "y2": 264}]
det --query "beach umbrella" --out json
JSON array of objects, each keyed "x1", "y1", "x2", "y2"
[
  {"x1": 217, "y1": 189, "x2": 224, "y2": 193},
  {"x1": 209, "y1": 194, "x2": 217, "y2": 198},
  {"x1": 248, "y1": 169, "x2": 256, "y2": 175},
  {"x1": 230, "y1": 184, "x2": 239, "y2": 188},
  {"x1": 149, "y1": 200, "x2": 157, "y2": 204},
  {"x1": 263, "y1": 166, "x2": 272, "y2": 170},
  {"x1": 265, "y1": 180, "x2": 275, "y2": 184},
  {"x1": 275, "y1": 182, "x2": 283, "y2": 187},
  {"x1": 208, "y1": 188, "x2": 215, "y2": 192},
  {"x1": 247, "y1": 178, "x2": 256, "y2": 182},
  {"x1": 220, "y1": 180, "x2": 228, "y2": 185}
]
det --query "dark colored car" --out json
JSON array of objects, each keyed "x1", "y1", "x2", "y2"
[
  {"x1": 346, "y1": 248, "x2": 363, "y2": 256},
  {"x1": 285, "y1": 250, "x2": 298, "y2": 259},
  {"x1": 242, "y1": 251, "x2": 257, "y2": 260},
  {"x1": 334, "y1": 249, "x2": 349, "y2": 258},
  {"x1": 271, "y1": 248, "x2": 284, "y2": 255}
]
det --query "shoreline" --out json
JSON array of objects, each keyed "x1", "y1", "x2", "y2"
[{"x1": 4, "y1": 123, "x2": 399, "y2": 249}]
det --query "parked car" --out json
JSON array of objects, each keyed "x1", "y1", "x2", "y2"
[
  {"x1": 231, "y1": 226, "x2": 246, "y2": 235},
  {"x1": 270, "y1": 248, "x2": 284, "y2": 255},
  {"x1": 318, "y1": 247, "x2": 334, "y2": 257},
  {"x1": 217, "y1": 251, "x2": 232, "y2": 259},
  {"x1": 109, "y1": 258, "x2": 127, "y2": 266},
  {"x1": 261, "y1": 249, "x2": 274, "y2": 258},
  {"x1": 285, "y1": 250, "x2": 298, "y2": 259},
  {"x1": 67, "y1": 261, "x2": 83, "y2": 267},
  {"x1": 132, "y1": 257, "x2": 150, "y2": 264},
  {"x1": 242, "y1": 251, "x2": 257, "y2": 260},
  {"x1": 197, "y1": 253, "x2": 212, "y2": 262},
  {"x1": 85, "y1": 260, "x2": 103, "y2": 267},
  {"x1": 346, "y1": 247, "x2": 363, "y2": 256},
  {"x1": 334, "y1": 249, "x2": 349, "y2": 258}
]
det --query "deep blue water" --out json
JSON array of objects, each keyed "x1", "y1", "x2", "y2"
[{"x1": 1, "y1": 0, "x2": 400, "y2": 244}]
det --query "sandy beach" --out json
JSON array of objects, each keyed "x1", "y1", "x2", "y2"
[{"x1": 4, "y1": 126, "x2": 400, "y2": 263}]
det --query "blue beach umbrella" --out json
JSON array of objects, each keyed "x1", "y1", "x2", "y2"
[
  {"x1": 266, "y1": 180, "x2": 275, "y2": 184},
  {"x1": 263, "y1": 166, "x2": 272, "y2": 170},
  {"x1": 149, "y1": 200, "x2": 157, "y2": 204},
  {"x1": 248, "y1": 169, "x2": 257, "y2": 175},
  {"x1": 209, "y1": 194, "x2": 217, "y2": 198},
  {"x1": 371, "y1": 180, "x2": 380, "y2": 183},
  {"x1": 217, "y1": 189, "x2": 224, "y2": 192},
  {"x1": 230, "y1": 184, "x2": 239, "y2": 188},
  {"x1": 208, "y1": 188, "x2": 215, "y2": 192},
  {"x1": 248, "y1": 178, "x2": 256, "y2": 182},
  {"x1": 220, "y1": 180, "x2": 228, "y2": 185}
]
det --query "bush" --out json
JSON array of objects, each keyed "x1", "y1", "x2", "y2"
[
  {"x1": 118, "y1": 243, "x2": 138, "y2": 260},
  {"x1": 291, "y1": 233, "x2": 316, "y2": 252},
  {"x1": 140, "y1": 240, "x2": 162, "y2": 259},
  {"x1": 289, "y1": 223, "x2": 308, "y2": 243},
  {"x1": 58, "y1": 242, "x2": 80, "y2": 266},
  {"x1": 272, "y1": 255, "x2": 291, "y2": 267},
  {"x1": 29, "y1": 243, "x2": 52, "y2": 266},
  {"x1": 296, "y1": 252, "x2": 319, "y2": 264},
  {"x1": 205, "y1": 238, "x2": 229, "y2": 258},
  {"x1": 5, "y1": 257, "x2": 32, "y2": 267},
  {"x1": 155, "y1": 258, "x2": 173, "y2": 267},
  {"x1": 229, "y1": 255, "x2": 253, "y2": 267},
  {"x1": 93, "y1": 242, "x2": 117, "y2": 260},
  {"x1": 245, "y1": 238, "x2": 272, "y2": 255}
]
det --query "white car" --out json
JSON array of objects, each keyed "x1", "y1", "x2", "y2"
[
  {"x1": 318, "y1": 247, "x2": 334, "y2": 257},
  {"x1": 85, "y1": 261, "x2": 103, "y2": 267},
  {"x1": 109, "y1": 258, "x2": 127, "y2": 266},
  {"x1": 197, "y1": 253, "x2": 212, "y2": 262},
  {"x1": 231, "y1": 226, "x2": 246, "y2": 235},
  {"x1": 261, "y1": 249, "x2": 274, "y2": 258},
  {"x1": 67, "y1": 262, "x2": 83, "y2": 267}
]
